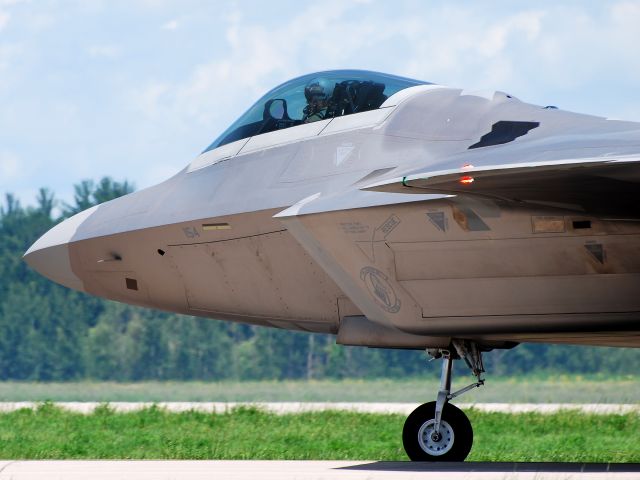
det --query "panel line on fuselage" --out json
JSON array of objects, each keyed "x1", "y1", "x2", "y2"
[{"x1": 166, "y1": 229, "x2": 288, "y2": 247}]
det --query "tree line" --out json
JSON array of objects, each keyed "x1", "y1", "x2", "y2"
[{"x1": 0, "y1": 178, "x2": 637, "y2": 381}]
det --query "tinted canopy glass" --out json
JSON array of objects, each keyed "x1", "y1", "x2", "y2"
[{"x1": 204, "y1": 70, "x2": 427, "y2": 152}]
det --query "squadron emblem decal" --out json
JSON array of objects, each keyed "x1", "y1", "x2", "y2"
[{"x1": 360, "y1": 266, "x2": 401, "y2": 313}]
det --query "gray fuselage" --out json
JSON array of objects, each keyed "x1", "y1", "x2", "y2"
[{"x1": 25, "y1": 84, "x2": 640, "y2": 350}]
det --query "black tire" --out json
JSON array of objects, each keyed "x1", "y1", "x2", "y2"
[{"x1": 402, "y1": 401, "x2": 473, "y2": 461}]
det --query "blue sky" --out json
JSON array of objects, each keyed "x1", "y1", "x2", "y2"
[{"x1": 1, "y1": 0, "x2": 639, "y2": 209}]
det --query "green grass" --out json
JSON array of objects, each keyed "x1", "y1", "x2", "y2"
[
  {"x1": 0, "y1": 377, "x2": 638, "y2": 402},
  {"x1": 0, "y1": 404, "x2": 637, "y2": 461}
]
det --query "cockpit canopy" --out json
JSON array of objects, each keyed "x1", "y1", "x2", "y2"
[{"x1": 204, "y1": 70, "x2": 428, "y2": 152}]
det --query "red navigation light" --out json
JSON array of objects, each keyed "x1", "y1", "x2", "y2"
[{"x1": 459, "y1": 175, "x2": 474, "y2": 185}]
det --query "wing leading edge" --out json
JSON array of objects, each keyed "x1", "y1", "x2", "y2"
[{"x1": 362, "y1": 155, "x2": 640, "y2": 218}]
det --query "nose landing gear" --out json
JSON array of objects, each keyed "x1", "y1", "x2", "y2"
[{"x1": 403, "y1": 340, "x2": 485, "y2": 461}]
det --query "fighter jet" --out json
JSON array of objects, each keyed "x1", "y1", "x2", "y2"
[{"x1": 24, "y1": 70, "x2": 640, "y2": 461}]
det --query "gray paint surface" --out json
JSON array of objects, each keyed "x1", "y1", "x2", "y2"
[{"x1": 23, "y1": 75, "x2": 640, "y2": 349}]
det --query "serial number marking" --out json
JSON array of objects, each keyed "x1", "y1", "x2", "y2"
[{"x1": 340, "y1": 222, "x2": 369, "y2": 234}]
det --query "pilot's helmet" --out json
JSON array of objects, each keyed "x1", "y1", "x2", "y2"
[{"x1": 304, "y1": 78, "x2": 333, "y2": 104}]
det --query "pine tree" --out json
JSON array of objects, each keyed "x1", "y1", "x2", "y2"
[{"x1": 0, "y1": 178, "x2": 639, "y2": 381}]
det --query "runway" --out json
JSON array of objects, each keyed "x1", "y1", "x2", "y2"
[
  {"x1": 0, "y1": 461, "x2": 638, "y2": 479},
  {"x1": 0, "y1": 402, "x2": 637, "y2": 414}
]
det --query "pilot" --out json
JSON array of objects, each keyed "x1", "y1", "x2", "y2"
[{"x1": 302, "y1": 78, "x2": 333, "y2": 123}]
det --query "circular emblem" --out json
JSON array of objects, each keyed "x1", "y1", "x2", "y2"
[{"x1": 360, "y1": 266, "x2": 401, "y2": 313}]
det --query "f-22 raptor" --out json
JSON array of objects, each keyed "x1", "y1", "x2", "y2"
[{"x1": 25, "y1": 70, "x2": 640, "y2": 461}]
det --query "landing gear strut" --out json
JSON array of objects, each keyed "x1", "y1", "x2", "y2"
[{"x1": 403, "y1": 340, "x2": 485, "y2": 461}]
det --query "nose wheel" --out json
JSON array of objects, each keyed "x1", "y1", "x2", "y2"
[
  {"x1": 403, "y1": 340, "x2": 485, "y2": 462},
  {"x1": 403, "y1": 401, "x2": 472, "y2": 461}
]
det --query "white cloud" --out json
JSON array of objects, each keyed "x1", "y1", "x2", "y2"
[
  {"x1": 162, "y1": 19, "x2": 179, "y2": 30},
  {"x1": 86, "y1": 45, "x2": 119, "y2": 58},
  {"x1": 0, "y1": 11, "x2": 9, "y2": 30},
  {"x1": 0, "y1": 150, "x2": 20, "y2": 181},
  {"x1": 123, "y1": 0, "x2": 640, "y2": 155},
  {"x1": 137, "y1": 0, "x2": 173, "y2": 8},
  {"x1": 0, "y1": 0, "x2": 28, "y2": 31},
  {"x1": 477, "y1": 11, "x2": 545, "y2": 57},
  {"x1": 24, "y1": 12, "x2": 56, "y2": 31},
  {"x1": 129, "y1": 82, "x2": 172, "y2": 127},
  {"x1": 609, "y1": 1, "x2": 640, "y2": 75},
  {"x1": 143, "y1": 163, "x2": 182, "y2": 189},
  {"x1": 129, "y1": 0, "x2": 404, "y2": 134},
  {"x1": 163, "y1": 2, "x2": 545, "y2": 118},
  {"x1": 0, "y1": 43, "x2": 20, "y2": 71},
  {"x1": 0, "y1": 0, "x2": 638, "y2": 209},
  {"x1": 611, "y1": 0, "x2": 640, "y2": 21}
]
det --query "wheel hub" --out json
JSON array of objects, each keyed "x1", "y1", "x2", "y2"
[{"x1": 418, "y1": 419, "x2": 455, "y2": 456}]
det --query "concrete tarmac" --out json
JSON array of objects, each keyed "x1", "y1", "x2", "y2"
[{"x1": 0, "y1": 461, "x2": 639, "y2": 480}]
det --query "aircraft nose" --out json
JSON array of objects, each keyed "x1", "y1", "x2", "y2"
[{"x1": 23, "y1": 206, "x2": 98, "y2": 292}]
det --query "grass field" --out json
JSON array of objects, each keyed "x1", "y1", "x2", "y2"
[
  {"x1": 0, "y1": 377, "x2": 637, "y2": 403},
  {"x1": 0, "y1": 404, "x2": 637, "y2": 462}
]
